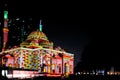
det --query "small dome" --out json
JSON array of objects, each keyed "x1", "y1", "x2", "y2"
[{"x1": 27, "y1": 30, "x2": 48, "y2": 41}]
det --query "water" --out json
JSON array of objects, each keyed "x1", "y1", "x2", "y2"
[{"x1": 2, "y1": 75, "x2": 120, "y2": 80}]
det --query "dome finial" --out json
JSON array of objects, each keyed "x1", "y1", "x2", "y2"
[{"x1": 39, "y1": 19, "x2": 42, "y2": 31}]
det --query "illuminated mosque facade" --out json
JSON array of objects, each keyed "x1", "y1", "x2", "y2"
[{"x1": 0, "y1": 19, "x2": 74, "y2": 78}]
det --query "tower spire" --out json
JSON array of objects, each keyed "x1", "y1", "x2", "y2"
[
  {"x1": 2, "y1": 3, "x2": 9, "y2": 51},
  {"x1": 39, "y1": 20, "x2": 42, "y2": 31}
]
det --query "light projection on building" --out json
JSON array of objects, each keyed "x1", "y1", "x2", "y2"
[{"x1": 0, "y1": 20, "x2": 74, "y2": 79}]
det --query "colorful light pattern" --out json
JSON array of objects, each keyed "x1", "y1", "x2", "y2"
[
  {"x1": 0, "y1": 20, "x2": 74, "y2": 78},
  {"x1": 0, "y1": 47, "x2": 74, "y2": 77}
]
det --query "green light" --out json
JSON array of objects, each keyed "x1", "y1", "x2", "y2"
[
  {"x1": 4, "y1": 11, "x2": 8, "y2": 19},
  {"x1": 39, "y1": 25, "x2": 42, "y2": 31},
  {"x1": 39, "y1": 20, "x2": 42, "y2": 31}
]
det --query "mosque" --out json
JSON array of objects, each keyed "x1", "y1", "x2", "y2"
[{"x1": 0, "y1": 20, "x2": 74, "y2": 79}]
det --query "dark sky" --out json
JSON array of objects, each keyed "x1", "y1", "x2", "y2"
[{"x1": 1, "y1": 0, "x2": 119, "y2": 67}]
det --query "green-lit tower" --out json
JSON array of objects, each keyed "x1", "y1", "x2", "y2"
[
  {"x1": 39, "y1": 20, "x2": 42, "y2": 31},
  {"x1": 2, "y1": 4, "x2": 9, "y2": 51}
]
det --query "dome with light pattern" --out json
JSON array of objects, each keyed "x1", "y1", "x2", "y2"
[
  {"x1": 27, "y1": 30, "x2": 48, "y2": 41},
  {"x1": 20, "y1": 30, "x2": 53, "y2": 49},
  {"x1": 20, "y1": 20, "x2": 53, "y2": 49}
]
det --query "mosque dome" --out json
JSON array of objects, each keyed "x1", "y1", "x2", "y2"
[
  {"x1": 27, "y1": 30, "x2": 48, "y2": 41},
  {"x1": 20, "y1": 30, "x2": 53, "y2": 49},
  {"x1": 20, "y1": 20, "x2": 53, "y2": 49}
]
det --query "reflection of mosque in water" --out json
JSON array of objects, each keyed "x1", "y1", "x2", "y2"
[{"x1": 0, "y1": 21, "x2": 74, "y2": 77}]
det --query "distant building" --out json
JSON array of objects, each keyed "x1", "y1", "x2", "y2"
[
  {"x1": 7, "y1": 17, "x2": 36, "y2": 47},
  {"x1": 0, "y1": 11, "x2": 3, "y2": 49},
  {"x1": 0, "y1": 37, "x2": 1, "y2": 51},
  {"x1": 0, "y1": 17, "x2": 37, "y2": 46}
]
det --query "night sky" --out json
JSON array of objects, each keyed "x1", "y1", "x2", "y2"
[{"x1": 1, "y1": 0, "x2": 119, "y2": 67}]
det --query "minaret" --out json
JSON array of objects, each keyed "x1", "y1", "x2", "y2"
[
  {"x1": 2, "y1": 4, "x2": 9, "y2": 51},
  {"x1": 39, "y1": 20, "x2": 42, "y2": 31}
]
